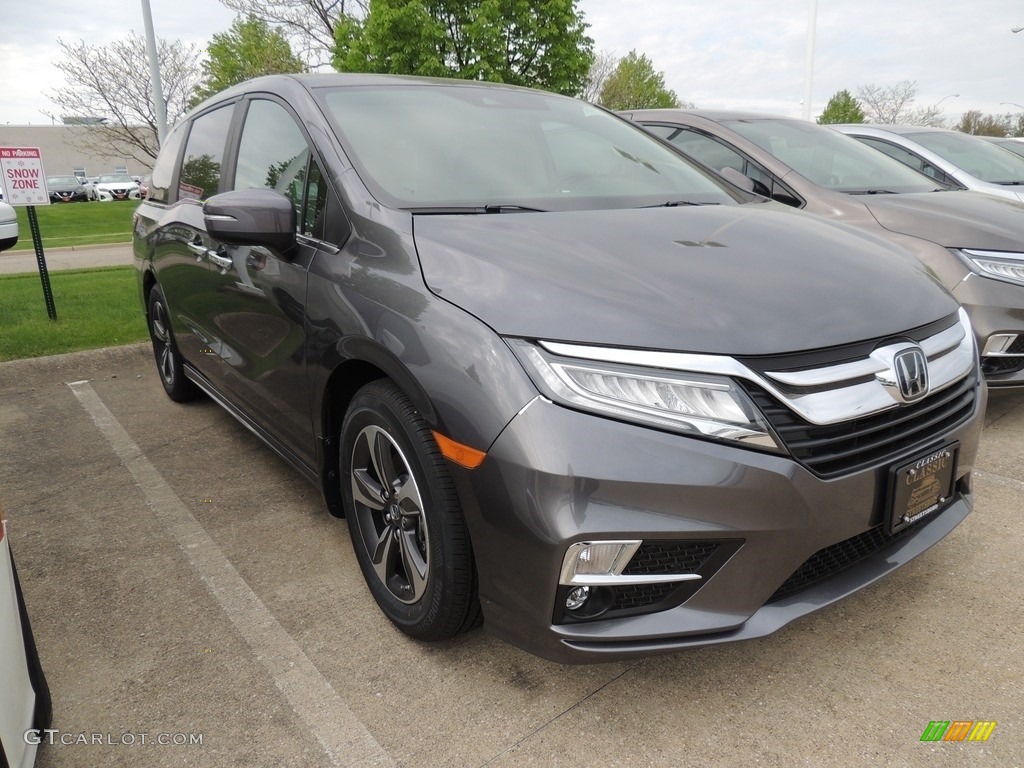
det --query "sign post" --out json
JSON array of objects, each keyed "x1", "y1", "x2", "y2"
[{"x1": 0, "y1": 147, "x2": 56, "y2": 320}]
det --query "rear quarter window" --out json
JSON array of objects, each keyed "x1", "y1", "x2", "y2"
[{"x1": 147, "y1": 123, "x2": 188, "y2": 204}]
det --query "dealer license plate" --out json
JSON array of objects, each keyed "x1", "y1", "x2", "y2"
[{"x1": 887, "y1": 443, "x2": 958, "y2": 535}]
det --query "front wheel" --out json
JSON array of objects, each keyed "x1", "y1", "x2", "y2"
[
  {"x1": 340, "y1": 380, "x2": 480, "y2": 640},
  {"x1": 147, "y1": 285, "x2": 198, "y2": 402}
]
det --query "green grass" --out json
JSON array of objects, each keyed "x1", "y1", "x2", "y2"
[
  {"x1": 0, "y1": 267, "x2": 149, "y2": 361},
  {"x1": 10, "y1": 201, "x2": 136, "y2": 251}
]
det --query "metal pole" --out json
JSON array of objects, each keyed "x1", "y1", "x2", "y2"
[
  {"x1": 26, "y1": 206, "x2": 57, "y2": 321},
  {"x1": 141, "y1": 0, "x2": 168, "y2": 145},
  {"x1": 802, "y1": 0, "x2": 818, "y2": 120}
]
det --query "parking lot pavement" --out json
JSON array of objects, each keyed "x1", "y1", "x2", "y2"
[
  {"x1": 0, "y1": 243, "x2": 132, "y2": 275},
  {"x1": 1, "y1": 344, "x2": 1022, "y2": 767}
]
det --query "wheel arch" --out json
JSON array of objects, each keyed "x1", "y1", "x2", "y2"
[
  {"x1": 140, "y1": 266, "x2": 158, "y2": 322},
  {"x1": 317, "y1": 338, "x2": 439, "y2": 518}
]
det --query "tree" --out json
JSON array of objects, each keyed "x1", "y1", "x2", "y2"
[
  {"x1": 817, "y1": 89, "x2": 865, "y2": 124},
  {"x1": 194, "y1": 16, "x2": 307, "y2": 104},
  {"x1": 1010, "y1": 113, "x2": 1024, "y2": 138},
  {"x1": 217, "y1": 0, "x2": 365, "y2": 66},
  {"x1": 856, "y1": 80, "x2": 944, "y2": 127},
  {"x1": 47, "y1": 34, "x2": 203, "y2": 164},
  {"x1": 598, "y1": 50, "x2": 681, "y2": 111},
  {"x1": 954, "y1": 110, "x2": 1010, "y2": 137},
  {"x1": 581, "y1": 50, "x2": 617, "y2": 104},
  {"x1": 332, "y1": 0, "x2": 594, "y2": 97}
]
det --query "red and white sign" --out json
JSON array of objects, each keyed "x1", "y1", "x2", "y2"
[{"x1": 0, "y1": 147, "x2": 50, "y2": 206}]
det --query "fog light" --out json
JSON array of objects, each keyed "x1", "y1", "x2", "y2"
[
  {"x1": 559, "y1": 540, "x2": 642, "y2": 585},
  {"x1": 982, "y1": 333, "x2": 1020, "y2": 356},
  {"x1": 565, "y1": 585, "x2": 590, "y2": 611}
]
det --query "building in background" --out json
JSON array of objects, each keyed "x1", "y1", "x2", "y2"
[{"x1": 0, "y1": 124, "x2": 152, "y2": 179}]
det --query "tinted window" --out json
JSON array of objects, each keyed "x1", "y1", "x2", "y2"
[
  {"x1": 302, "y1": 160, "x2": 328, "y2": 238},
  {"x1": 319, "y1": 85, "x2": 740, "y2": 210},
  {"x1": 234, "y1": 99, "x2": 329, "y2": 237},
  {"x1": 643, "y1": 124, "x2": 678, "y2": 141},
  {"x1": 179, "y1": 104, "x2": 234, "y2": 201},
  {"x1": 723, "y1": 118, "x2": 938, "y2": 193},
  {"x1": 149, "y1": 122, "x2": 188, "y2": 203},
  {"x1": 858, "y1": 137, "x2": 926, "y2": 170},
  {"x1": 910, "y1": 131, "x2": 1024, "y2": 183},
  {"x1": 667, "y1": 129, "x2": 776, "y2": 196}
]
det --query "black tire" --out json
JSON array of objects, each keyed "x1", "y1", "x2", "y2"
[
  {"x1": 147, "y1": 285, "x2": 198, "y2": 402},
  {"x1": 340, "y1": 380, "x2": 480, "y2": 640}
]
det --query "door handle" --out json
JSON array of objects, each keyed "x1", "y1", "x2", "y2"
[
  {"x1": 208, "y1": 251, "x2": 233, "y2": 270},
  {"x1": 187, "y1": 241, "x2": 209, "y2": 261}
]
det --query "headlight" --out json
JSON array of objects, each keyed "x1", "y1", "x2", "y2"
[
  {"x1": 958, "y1": 249, "x2": 1024, "y2": 287},
  {"x1": 508, "y1": 339, "x2": 782, "y2": 451}
]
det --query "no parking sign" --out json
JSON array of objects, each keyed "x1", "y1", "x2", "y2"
[
  {"x1": 0, "y1": 147, "x2": 50, "y2": 205},
  {"x1": 0, "y1": 146, "x2": 57, "y2": 319}
]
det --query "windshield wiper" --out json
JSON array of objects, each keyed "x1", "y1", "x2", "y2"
[
  {"x1": 405, "y1": 204, "x2": 548, "y2": 214},
  {"x1": 637, "y1": 200, "x2": 720, "y2": 208},
  {"x1": 846, "y1": 189, "x2": 899, "y2": 195},
  {"x1": 481, "y1": 204, "x2": 547, "y2": 213}
]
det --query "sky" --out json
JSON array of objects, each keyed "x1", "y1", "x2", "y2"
[{"x1": 1, "y1": 0, "x2": 1022, "y2": 126}]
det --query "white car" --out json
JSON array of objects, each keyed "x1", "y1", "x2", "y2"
[
  {"x1": 0, "y1": 201, "x2": 18, "y2": 251},
  {"x1": 95, "y1": 173, "x2": 141, "y2": 202},
  {"x1": 836, "y1": 124, "x2": 1024, "y2": 204},
  {"x1": 0, "y1": 503, "x2": 51, "y2": 768}
]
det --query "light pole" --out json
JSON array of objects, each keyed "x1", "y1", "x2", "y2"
[
  {"x1": 141, "y1": 0, "x2": 168, "y2": 145},
  {"x1": 1012, "y1": 27, "x2": 1023, "y2": 33},
  {"x1": 936, "y1": 94, "x2": 959, "y2": 106},
  {"x1": 1001, "y1": 102, "x2": 1024, "y2": 111}
]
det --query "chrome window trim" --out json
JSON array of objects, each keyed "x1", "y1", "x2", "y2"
[{"x1": 540, "y1": 309, "x2": 975, "y2": 427}]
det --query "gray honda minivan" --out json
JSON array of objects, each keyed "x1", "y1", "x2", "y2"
[{"x1": 134, "y1": 75, "x2": 985, "y2": 662}]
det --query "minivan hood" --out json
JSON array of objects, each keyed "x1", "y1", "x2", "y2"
[
  {"x1": 414, "y1": 206, "x2": 957, "y2": 355},
  {"x1": 862, "y1": 191, "x2": 1024, "y2": 250}
]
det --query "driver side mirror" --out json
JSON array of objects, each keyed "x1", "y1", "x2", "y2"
[
  {"x1": 203, "y1": 188, "x2": 297, "y2": 254},
  {"x1": 719, "y1": 167, "x2": 758, "y2": 194}
]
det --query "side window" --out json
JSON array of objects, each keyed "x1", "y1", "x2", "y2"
[
  {"x1": 148, "y1": 122, "x2": 188, "y2": 203},
  {"x1": 643, "y1": 124, "x2": 678, "y2": 141},
  {"x1": 859, "y1": 138, "x2": 929, "y2": 174},
  {"x1": 234, "y1": 99, "x2": 328, "y2": 237},
  {"x1": 671, "y1": 129, "x2": 774, "y2": 192},
  {"x1": 179, "y1": 104, "x2": 234, "y2": 201}
]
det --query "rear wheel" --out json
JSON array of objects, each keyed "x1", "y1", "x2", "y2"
[
  {"x1": 147, "y1": 285, "x2": 198, "y2": 402},
  {"x1": 340, "y1": 380, "x2": 480, "y2": 640}
]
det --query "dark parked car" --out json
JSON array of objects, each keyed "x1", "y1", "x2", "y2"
[
  {"x1": 46, "y1": 174, "x2": 89, "y2": 203},
  {"x1": 135, "y1": 74, "x2": 984, "y2": 663},
  {"x1": 627, "y1": 110, "x2": 1024, "y2": 385}
]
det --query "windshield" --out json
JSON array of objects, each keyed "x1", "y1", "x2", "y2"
[
  {"x1": 722, "y1": 118, "x2": 939, "y2": 193},
  {"x1": 48, "y1": 176, "x2": 81, "y2": 185},
  {"x1": 989, "y1": 139, "x2": 1024, "y2": 160},
  {"x1": 99, "y1": 175, "x2": 134, "y2": 183},
  {"x1": 318, "y1": 85, "x2": 740, "y2": 210},
  {"x1": 911, "y1": 131, "x2": 1024, "y2": 184}
]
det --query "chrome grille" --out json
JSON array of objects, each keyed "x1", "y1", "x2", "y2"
[{"x1": 744, "y1": 371, "x2": 977, "y2": 477}]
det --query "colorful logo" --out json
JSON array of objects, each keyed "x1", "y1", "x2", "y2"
[{"x1": 920, "y1": 721, "x2": 996, "y2": 742}]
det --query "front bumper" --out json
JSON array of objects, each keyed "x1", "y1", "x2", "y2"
[
  {"x1": 49, "y1": 191, "x2": 86, "y2": 203},
  {"x1": 455, "y1": 391, "x2": 985, "y2": 664},
  {"x1": 97, "y1": 188, "x2": 141, "y2": 202}
]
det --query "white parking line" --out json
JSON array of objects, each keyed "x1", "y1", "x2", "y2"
[{"x1": 68, "y1": 380, "x2": 394, "y2": 768}]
